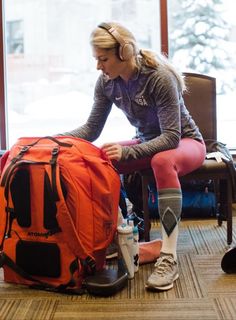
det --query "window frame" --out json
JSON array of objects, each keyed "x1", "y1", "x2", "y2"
[{"x1": 0, "y1": 1, "x2": 7, "y2": 150}]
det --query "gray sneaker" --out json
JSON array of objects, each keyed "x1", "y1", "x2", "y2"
[{"x1": 145, "y1": 252, "x2": 179, "y2": 291}]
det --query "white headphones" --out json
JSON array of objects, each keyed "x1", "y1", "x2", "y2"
[{"x1": 98, "y1": 22, "x2": 135, "y2": 61}]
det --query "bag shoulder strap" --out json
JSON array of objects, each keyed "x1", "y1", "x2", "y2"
[{"x1": 0, "y1": 252, "x2": 85, "y2": 294}]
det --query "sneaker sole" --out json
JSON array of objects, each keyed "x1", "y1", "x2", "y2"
[{"x1": 145, "y1": 273, "x2": 179, "y2": 291}]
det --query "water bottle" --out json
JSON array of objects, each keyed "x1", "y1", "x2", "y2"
[
  {"x1": 117, "y1": 223, "x2": 134, "y2": 279},
  {"x1": 127, "y1": 220, "x2": 139, "y2": 273},
  {"x1": 133, "y1": 225, "x2": 139, "y2": 272}
]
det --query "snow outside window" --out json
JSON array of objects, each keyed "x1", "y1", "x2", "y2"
[{"x1": 168, "y1": 0, "x2": 236, "y2": 150}]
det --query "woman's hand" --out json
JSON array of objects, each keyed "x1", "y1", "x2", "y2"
[{"x1": 101, "y1": 143, "x2": 122, "y2": 161}]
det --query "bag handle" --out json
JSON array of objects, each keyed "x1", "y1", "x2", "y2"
[{"x1": 26, "y1": 136, "x2": 73, "y2": 148}]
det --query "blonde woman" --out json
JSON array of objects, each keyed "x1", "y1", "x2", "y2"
[{"x1": 63, "y1": 22, "x2": 206, "y2": 291}]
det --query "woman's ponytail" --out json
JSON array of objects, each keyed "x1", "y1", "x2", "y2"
[{"x1": 138, "y1": 49, "x2": 186, "y2": 93}]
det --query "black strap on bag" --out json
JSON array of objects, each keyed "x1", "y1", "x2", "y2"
[
  {"x1": 0, "y1": 249, "x2": 128, "y2": 296},
  {"x1": 1, "y1": 136, "x2": 72, "y2": 188},
  {"x1": 0, "y1": 251, "x2": 85, "y2": 295}
]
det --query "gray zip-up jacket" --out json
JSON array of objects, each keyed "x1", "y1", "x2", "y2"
[{"x1": 64, "y1": 65, "x2": 203, "y2": 161}]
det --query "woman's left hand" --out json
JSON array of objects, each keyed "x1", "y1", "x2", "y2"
[{"x1": 101, "y1": 143, "x2": 122, "y2": 161}]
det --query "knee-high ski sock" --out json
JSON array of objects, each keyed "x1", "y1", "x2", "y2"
[{"x1": 158, "y1": 188, "x2": 182, "y2": 260}]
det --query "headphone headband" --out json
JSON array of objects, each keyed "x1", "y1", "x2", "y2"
[
  {"x1": 98, "y1": 23, "x2": 125, "y2": 46},
  {"x1": 97, "y1": 22, "x2": 134, "y2": 61}
]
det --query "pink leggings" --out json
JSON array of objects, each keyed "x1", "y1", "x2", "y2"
[{"x1": 113, "y1": 138, "x2": 206, "y2": 189}]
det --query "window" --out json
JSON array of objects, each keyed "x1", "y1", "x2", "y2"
[
  {"x1": 3, "y1": 0, "x2": 160, "y2": 148},
  {"x1": 2, "y1": 1, "x2": 236, "y2": 151},
  {"x1": 168, "y1": 0, "x2": 236, "y2": 149},
  {"x1": 6, "y1": 20, "x2": 24, "y2": 54}
]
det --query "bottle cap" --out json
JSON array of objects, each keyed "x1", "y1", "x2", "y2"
[{"x1": 133, "y1": 225, "x2": 139, "y2": 235}]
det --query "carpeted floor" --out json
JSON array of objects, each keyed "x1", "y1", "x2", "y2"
[{"x1": 1, "y1": 217, "x2": 236, "y2": 320}]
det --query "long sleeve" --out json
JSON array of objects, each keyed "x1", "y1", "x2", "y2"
[{"x1": 121, "y1": 70, "x2": 182, "y2": 160}]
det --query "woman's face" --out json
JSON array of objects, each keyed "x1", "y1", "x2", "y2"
[{"x1": 92, "y1": 46, "x2": 126, "y2": 80}]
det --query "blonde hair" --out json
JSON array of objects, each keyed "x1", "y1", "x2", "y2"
[
  {"x1": 90, "y1": 22, "x2": 186, "y2": 92},
  {"x1": 90, "y1": 21, "x2": 137, "y2": 51},
  {"x1": 138, "y1": 49, "x2": 186, "y2": 92}
]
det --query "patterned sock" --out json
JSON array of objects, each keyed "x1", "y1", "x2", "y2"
[{"x1": 158, "y1": 188, "x2": 182, "y2": 236}]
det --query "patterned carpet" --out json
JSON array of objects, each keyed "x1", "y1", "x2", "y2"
[{"x1": 1, "y1": 218, "x2": 236, "y2": 320}]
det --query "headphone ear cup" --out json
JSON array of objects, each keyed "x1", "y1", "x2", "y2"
[{"x1": 119, "y1": 43, "x2": 134, "y2": 61}]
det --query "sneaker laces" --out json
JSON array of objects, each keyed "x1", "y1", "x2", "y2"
[{"x1": 153, "y1": 254, "x2": 176, "y2": 277}]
